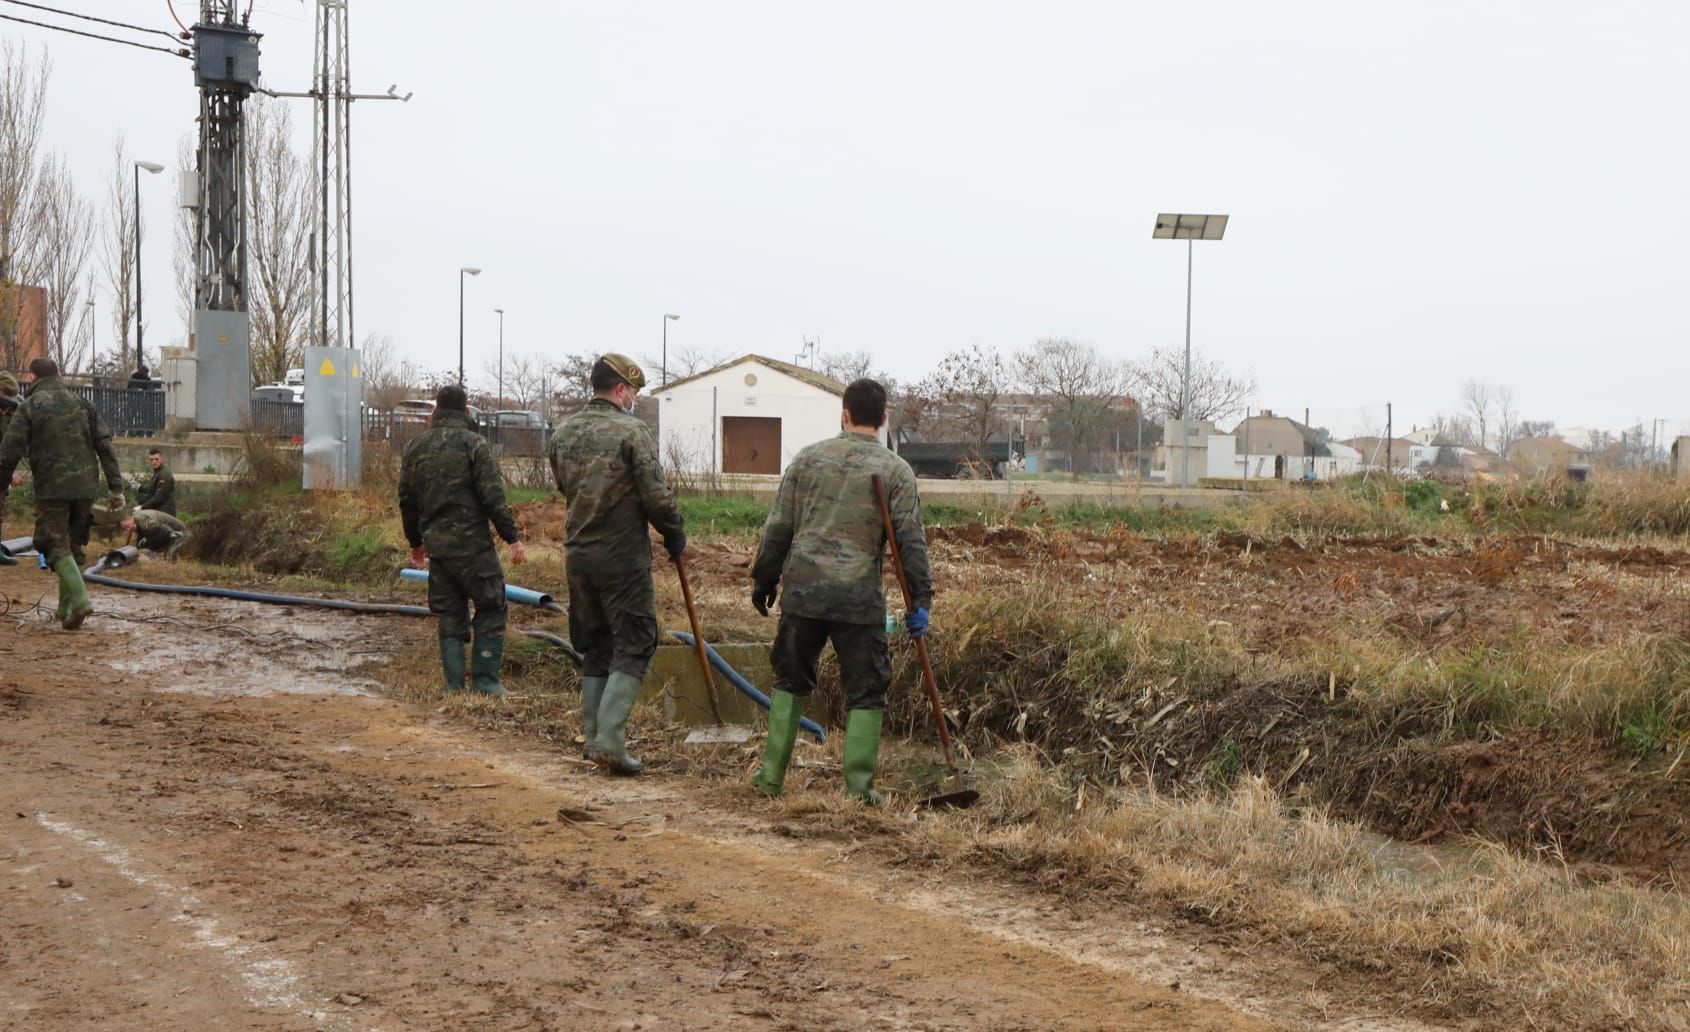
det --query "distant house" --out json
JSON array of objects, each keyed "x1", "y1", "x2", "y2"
[
  {"x1": 1507, "y1": 436, "x2": 1594, "y2": 478},
  {"x1": 3, "y1": 284, "x2": 48, "y2": 368},
  {"x1": 1229, "y1": 410, "x2": 1324, "y2": 460},
  {"x1": 1344, "y1": 436, "x2": 1422, "y2": 471},
  {"x1": 657, "y1": 354, "x2": 884, "y2": 476}
]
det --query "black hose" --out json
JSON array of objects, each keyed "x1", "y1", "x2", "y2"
[
  {"x1": 85, "y1": 548, "x2": 433, "y2": 617},
  {"x1": 521, "y1": 630, "x2": 584, "y2": 666}
]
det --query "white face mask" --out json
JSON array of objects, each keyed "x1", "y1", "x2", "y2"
[{"x1": 619, "y1": 387, "x2": 637, "y2": 414}]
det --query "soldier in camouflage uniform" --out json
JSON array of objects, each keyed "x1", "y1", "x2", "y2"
[
  {"x1": 399, "y1": 384, "x2": 527, "y2": 696},
  {"x1": 749, "y1": 378, "x2": 931, "y2": 804},
  {"x1": 0, "y1": 372, "x2": 19, "y2": 566},
  {"x1": 549, "y1": 353, "x2": 686, "y2": 775},
  {"x1": 0, "y1": 358, "x2": 126, "y2": 629},
  {"x1": 134, "y1": 448, "x2": 176, "y2": 516},
  {"x1": 120, "y1": 509, "x2": 188, "y2": 558}
]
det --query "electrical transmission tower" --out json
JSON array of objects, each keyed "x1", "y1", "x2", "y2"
[
  {"x1": 189, "y1": 1, "x2": 261, "y2": 429},
  {"x1": 312, "y1": 0, "x2": 351, "y2": 351},
  {"x1": 262, "y1": 0, "x2": 407, "y2": 487}
]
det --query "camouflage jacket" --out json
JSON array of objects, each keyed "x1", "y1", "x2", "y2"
[
  {"x1": 752, "y1": 431, "x2": 931, "y2": 625},
  {"x1": 133, "y1": 508, "x2": 187, "y2": 551},
  {"x1": 398, "y1": 410, "x2": 520, "y2": 559},
  {"x1": 0, "y1": 376, "x2": 123, "y2": 502},
  {"x1": 549, "y1": 399, "x2": 685, "y2": 566},
  {"x1": 135, "y1": 464, "x2": 176, "y2": 516}
]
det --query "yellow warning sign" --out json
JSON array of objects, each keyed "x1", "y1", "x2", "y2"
[
  {"x1": 351, "y1": 363, "x2": 361, "y2": 380},
  {"x1": 319, "y1": 358, "x2": 337, "y2": 377}
]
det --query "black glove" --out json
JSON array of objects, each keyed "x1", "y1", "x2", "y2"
[
  {"x1": 664, "y1": 531, "x2": 687, "y2": 560},
  {"x1": 752, "y1": 581, "x2": 777, "y2": 617}
]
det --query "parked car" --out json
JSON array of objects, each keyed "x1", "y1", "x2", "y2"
[
  {"x1": 390, "y1": 399, "x2": 485, "y2": 430},
  {"x1": 252, "y1": 385, "x2": 301, "y2": 405},
  {"x1": 494, "y1": 409, "x2": 548, "y2": 429},
  {"x1": 490, "y1": 409, "x2": 553, "y2": 455}
]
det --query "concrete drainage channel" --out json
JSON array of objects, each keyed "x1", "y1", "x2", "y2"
[{"x1": 2, "y1": 537, "x2": 802, "y2": 736}]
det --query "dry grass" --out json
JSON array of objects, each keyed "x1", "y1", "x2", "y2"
[
  {"x1": 1578, "y1": 474, "x2": 1690, "y2": 538},
  {"x1": 137, "y1": 471, "x2": 1690, "y2": 1028},
  {"x1": 892, "y1": 768, "x2": 1690, "y2": 1029}
]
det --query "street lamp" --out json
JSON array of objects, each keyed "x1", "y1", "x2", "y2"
[
  {"x1": 133, "y1": 160, "x2": 164, "y2": 378},
  {"x1": 661, "y1": 313, "x2": 680, "y2": 387},
  {"x1": 458, "y1": 266, "x2": 481, "y2": 384},
  {"x1": 494, "y1": 307, "x2": 505, "y2": 412},
  {"x1": 1153, "y1": 213, "x2": 1228, "y2": 489}
]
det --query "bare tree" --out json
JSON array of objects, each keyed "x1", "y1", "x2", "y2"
[
  {"x1": 31, "y1": 154, "x2": 94, "y2": 373},
  {"x1": 0, "y1": 43, "x2": 48, "y2": 368},
  {"x1": 101, "y1": 135, "x2": 138, "y2": 374},
  {"x1": 358, "y1": 331, "x2": 415, "y2": 409},
  {"x1": 1460, "y1": 380, "x2": 1493, "y2": 452},
  {"x1": 477, "y1": 350, "x2": 551, "y2": 411},
  {"x1": 1493, "y1": 385, "x2": 1520, "y2": 454},
  {"x1": 818, "y1": 348, "x2": 874, "y2": 384},
  {"x1": 1517, "y1": 419, "x2": 1555, "y2": 440},
  {"x1": 916, "y1": 344, "x2": 1015, "y2": 457},
  {"x1": 1132, "y1": 344, "x2": 1254, "y2": 423},
  {"x1": 1433, "y1": 410, "x2": 1473, "y2": 445},
  {"x1": 547, "y1": 352, "x2": 601, "y2": 417},
  {"x1": 245, "y1": 98, "x2": 312, "y2": 385},
  {"x1": 1016, "y1": 338, "x2": 1132, "y2": 477},
  {"x1": 641, "y1": 342, "x2": 728, "y2": 384}
]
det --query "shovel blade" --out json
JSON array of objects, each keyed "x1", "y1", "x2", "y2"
[{"x1": 918, "y1": 787, "x2": 980, "y2": 810}]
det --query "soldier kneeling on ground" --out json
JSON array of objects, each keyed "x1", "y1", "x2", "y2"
[{"x1": 121, "y1": 509, "x2": 188, "y2": 558}]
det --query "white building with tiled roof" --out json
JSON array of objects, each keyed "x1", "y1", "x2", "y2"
[{"x1": 657, "y1": 355, "x2": 887, "y2": 476}]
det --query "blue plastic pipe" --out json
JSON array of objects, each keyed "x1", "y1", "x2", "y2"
[
  {"x1": 399, "y1": 567, "x2": 553, "y2": 609},
  {"x1": 670, "y1": 630, "x2": 825, "y2": 743}
]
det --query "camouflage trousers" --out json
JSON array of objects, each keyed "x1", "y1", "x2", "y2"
[
  {"x1": 427, "y1": 549, "x2": 507, "y2": 644},
  {"x1": 566, "y1": 554, "x2": 658, "y2": 679},
  {"x1": 771, "y1": 614, "x2": 892, "y2": 712},
  {"x1": 137, "y1": 524, "x2": 187, "y2": 558},
  {"x1": 33, "y1": 499, "x2": 95, "y2": 566}
]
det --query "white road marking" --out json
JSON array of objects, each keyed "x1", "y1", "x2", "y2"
[{"x1": 34, "y1": 814, "x2": 353, "y2": 1029}]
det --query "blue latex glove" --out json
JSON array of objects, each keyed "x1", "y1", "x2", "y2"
[
  {"x1": 905, "y1": 607, "x2": 929, "y2": 639},
  {"x1": 664, "y1": 531, "x2": 687, "y2": 560}
]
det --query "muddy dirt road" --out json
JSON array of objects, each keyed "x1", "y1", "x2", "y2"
[{"x1": 0, "y1": 566, "x2": 1433, "y2": 1031}]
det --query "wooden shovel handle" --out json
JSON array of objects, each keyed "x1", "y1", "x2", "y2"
[{"x1": 871, "y1": 474, "x2": 958, "y2": 772}]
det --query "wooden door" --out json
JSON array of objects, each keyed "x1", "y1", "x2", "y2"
[{"x1": 722, "y1": 417, "x2": 782, "y2": 474}]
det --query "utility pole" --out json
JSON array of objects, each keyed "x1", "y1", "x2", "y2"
[
  {"x1": 1305, "y1": 406, "x2": 1312, "y2": 480},
  {"x1": 257, "y1": 0, "x2": 409, "y2": 487},
  {"x1": 188, "y1": 2, "x2": 260, "y2": 429},
  {"x1": 1386, "y1": 402, "x2": 1393, "y2": 476}
]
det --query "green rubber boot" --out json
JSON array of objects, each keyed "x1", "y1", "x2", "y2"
[
  {"x1": 469, "y1": 635, "x2": 507, "y2": 696},
  {"x1": 751, "y1": 690, "x2": 806, "y2": 797},
  {"x1": 843, "y1": 709, "x2": 886, "y2": 805},
  {"x1": 579, "y1": 676, "x2": 607, "y2": 758},
  {"x1": 52, "y1": 556, "x2": 91, "y2": 631},
  {"x1": 439, "y1": 638, "x2": 468, "y2": 692},
  {"x1": 588, "y1": 671, "x2": 645, "y2": 775}
]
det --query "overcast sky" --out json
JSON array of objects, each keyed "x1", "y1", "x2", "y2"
[{"x1": 17, "y1": 0, "x2": 1690, "y2": 438}]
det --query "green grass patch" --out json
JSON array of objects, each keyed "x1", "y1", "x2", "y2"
[{"x1": 326, "y1": 527, "x2": 398, "y2": 581}]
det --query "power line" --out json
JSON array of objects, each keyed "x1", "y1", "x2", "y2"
[
  {"x1": 0, "y1": 11, "x2": 188, "y2": 57},
  {"x1": 0, "y1": 0, "x2": 182, "y2": 43}
]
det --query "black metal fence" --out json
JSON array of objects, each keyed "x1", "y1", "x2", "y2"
[
  {"x1": 89, "y1": 391, "x2": 554, "y2": 455},
  {"x1": 251, "y1": 399, "x2": 304, "y2": 439},
  {"x1": 79, "y1": 387, "x2": 165, "y2": 438}
]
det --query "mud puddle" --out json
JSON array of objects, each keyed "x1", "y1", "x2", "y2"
[{"x1": 88, "y1": 580, "x2": 402, "y2": 698}]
